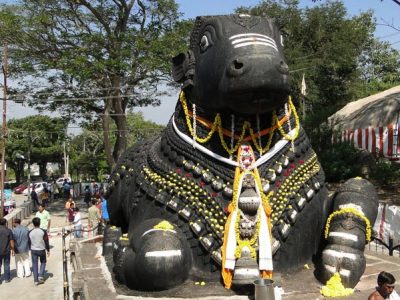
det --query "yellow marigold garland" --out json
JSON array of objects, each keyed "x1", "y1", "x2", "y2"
[
  {"x1": 324, "y1": 207, "x2": 372, "y2": 242},
  {"x1": 320, "y1": 272, "x2": 354, "y2": 297},
  {"x1": 180, "y1": 91, "x2": 220, "y2": 144},
  {"x1": 275, "y1": 96, "x2": 300, "y2": 141},
  {"x1": 179, "y1": 91, "x2": 300, "y2": 156}
]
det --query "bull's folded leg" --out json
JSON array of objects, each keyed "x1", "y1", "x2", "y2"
[
  {"x1": 114, "y1": 218, "x2": 192, "y2": 291},
  {"x1": 317, "y1": 178, "x2": 378, "y2": 288}
]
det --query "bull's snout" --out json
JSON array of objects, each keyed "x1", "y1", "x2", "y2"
[{"x1": 226, "y1": 58, "x2": 289, "y2": 78}]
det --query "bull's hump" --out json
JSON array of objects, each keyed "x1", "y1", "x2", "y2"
[{"x1": 231, "y1": 14, "x2": 261, "y2": 28}]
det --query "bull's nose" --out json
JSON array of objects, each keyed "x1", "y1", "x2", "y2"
[{"x1": 226, "y1": 59, "x2": 248, "y2": 77}]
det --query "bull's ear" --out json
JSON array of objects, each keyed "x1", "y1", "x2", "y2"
[
  {"x1": 172, "y1": 53, "x2": 187, "y2": 83},
  {"x1": 171, "y1": 51, "x2": 195, "y2": 87}
]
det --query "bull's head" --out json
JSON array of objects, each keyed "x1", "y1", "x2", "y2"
[{"x1": 172, "y1": 14, "x2": 290, "y2": 115}]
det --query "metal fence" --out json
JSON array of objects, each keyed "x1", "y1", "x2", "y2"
[{"x1": 368, "y1": 236, "x2": 400, "y2": 257}]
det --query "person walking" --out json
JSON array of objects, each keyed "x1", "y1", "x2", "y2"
[
  {"x1": 83, "y1": 185, "x2": 91, "y2": 207},
  {"x1": 12, "y1": 218, "x2": 31, "y2": 278},
  {"x1": 31, "y1": 189, "x2": 40, "y2": 211},
  {"x1": 46, "y1": 182, "x2": 53, "y2": 202},
  {"x1": 72, "y1": 207, "x2": 82, "y2": 238},
  {"x1": 35, "y1": 205, "x2": 51, "y2": 233},
  {"x1": 52, "y1": 180, "x2": 59, "y2": 200},
  {"x1": 101, "y1": 194, "x2": 110, "y2": 225},
  {"x1": 28, "y1": 217, "x2": 50, "y2": 285},
  {"x1": 0, "y1": 218, "x2": 15, "y2": 284},
  {"x1": 88, "y1": 199, "x2": 100, "y2": 236},
  {"x1": 63, "y1": 179, "x2": 71, "y2": 200},
  {"x1": 40, "y1": 187, "x2": 49, "y2": 207},
  {"x1": 67, "y1": 202, "x2": 76, "y2": 225}
]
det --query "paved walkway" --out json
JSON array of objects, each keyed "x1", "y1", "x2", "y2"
[
  {"x1": 0, "y1": 196, "x2": 89, "y2": 300},
  {"x1": 3, "y1": 195, "x2": 400, "y2": 299}
]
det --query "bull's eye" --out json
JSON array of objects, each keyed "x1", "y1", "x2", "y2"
[{"x1": 200, "y1": 35, "x2": 210, "y2": 52}]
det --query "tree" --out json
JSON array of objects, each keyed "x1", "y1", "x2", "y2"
[
  {"x1": 69, "y1": 111, "x2": 164, "y2": 180},
  {"x1": 0, "y1": 0, "x2": 191, "y2": 168},
  {"x1": 6, "y1": 115, "x2": 67, "y2": 182},
  {"x1": 357, "y1": 39, "x2": 400, "y2": 97},
  {"x1": 237, "y1": 0, "x2": 400, "y2": 153}
]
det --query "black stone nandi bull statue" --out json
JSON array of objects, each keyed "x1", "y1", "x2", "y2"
[{"x1": 105, "y1": 14, "x2": 378, "y2": 293}]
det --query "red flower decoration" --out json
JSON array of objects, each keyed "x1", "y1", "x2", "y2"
[
  {"x1": 176, "y1": 168, "x2": 182, "y2": 174},
  {"x1": 211, "y1": 192, "x2": 218, "y2": 197},
  {"x1": 200, "y1": 181, "x2": 206, "y2": 187},
  {"x1": 185, "y1": 172, "x2": 191, "y2": 178},
  {"x1": 290, "y1": 163, "x2": 296, "y2": 168},
  {"x1": 299, "y1": 160, "x2": 304, "y2": 164},
  {"x1": 275, "y1": 180, "x2": 281, "y2": 188}
]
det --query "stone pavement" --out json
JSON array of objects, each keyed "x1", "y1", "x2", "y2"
[
  {"x1": 71, "y1": 239, "x2": 400, "y2": 300},
  {"x1": 0, "y1": 196, "x2": 89, "y2": 300},
  {"x1": 3, "y1": 195, "x2": 400, "y2": 299}
]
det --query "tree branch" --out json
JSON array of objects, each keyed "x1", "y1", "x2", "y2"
[{"x1": 77, "y1": 0, "x2": 113, "y2": 37}]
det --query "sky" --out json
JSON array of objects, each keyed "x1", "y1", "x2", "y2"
[{"x1": 1, "y1": 0, "x2": 400, "y2": 132}]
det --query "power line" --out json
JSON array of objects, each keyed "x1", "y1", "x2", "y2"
[{"x1": 9, "y1": 84, "x2": 141, "y2": 99}]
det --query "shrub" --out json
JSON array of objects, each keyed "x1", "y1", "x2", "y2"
[
  {"x1": 370, "y1": 158, "x2": 400, "y2": 185},
  {"x1": 318, "y1": 142, "x2": 363, "y2": 182}
]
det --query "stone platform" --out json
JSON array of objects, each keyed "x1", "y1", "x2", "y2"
[{"x1": 69, "y1": 239, "x2": 400, "y2": 300}]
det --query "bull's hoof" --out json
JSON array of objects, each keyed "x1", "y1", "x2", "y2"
[
  {"x1": 120, "y1": 219, "x2": 192, "y2": 290},
  {"x1": 317, "y1": 244, "x2": 365, "y2": 288}
]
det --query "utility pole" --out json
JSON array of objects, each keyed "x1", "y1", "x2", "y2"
[
  {"x1": 1, "y1": 42, "x2": 8, "y2": 218},
  {"x1": 27, "y1": 131, "x2": 32, "y2": 202}
]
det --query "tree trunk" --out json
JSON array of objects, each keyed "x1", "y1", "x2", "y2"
[
  {"x1": 39, "y1": 162, "x2": 47, "y2": 179},
  {"x1": 111, "y1": 75, "x2": 128, "y2": 163},
  {"x1": 102, "y1": 98, "x2": 115, "y2": 168}
]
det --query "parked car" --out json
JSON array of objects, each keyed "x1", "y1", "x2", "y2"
[
  {"x1": 56, "y1": 177, "x2": 72, "y2": 189},
  {"x1": 3, "y1": 198, "x2": 16, "y2": 216},
  {"x1": 14, "y1": 182, "x2": 28, "y2": 194},
  {"x1": 22, "y1": 181, "x2": 47, "y2": 196}
]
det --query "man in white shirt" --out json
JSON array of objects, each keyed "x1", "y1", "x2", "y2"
[{"x1": 72, "y1": 207, "x2": 82, "y2": 238}]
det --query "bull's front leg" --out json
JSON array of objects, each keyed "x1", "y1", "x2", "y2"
[
  {"x1": 317, "y1": 178, "x2": 378, "y2": 288},
  {"x1": 112, "y1": 218, "x2": 192, "y2": 291}
]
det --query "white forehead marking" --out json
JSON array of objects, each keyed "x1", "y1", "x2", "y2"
[
  {"x1": 229, "y1": 33, "x2": 272, "y2": 40},
  {"x1": 229, "y1": 33, "x2": 278, "y2": 51}
]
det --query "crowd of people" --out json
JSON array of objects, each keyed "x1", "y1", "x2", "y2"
[
  {"x1": 64, "y1": 184, "x2": 109, "y2": 238},
  {"x1": 0, "y1": 217, "x2": 50, "y2": 285},
  {"x1": 0, "y1": 179, "x2": 109, "y2": 285}
]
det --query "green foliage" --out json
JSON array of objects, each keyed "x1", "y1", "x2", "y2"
[
  {"x1": 0, "y1": 0, "x2": 192, "y2": 166},
  {"x1": 319, "y1": 142, "x2": 363, "y2": 182},
  {"x1": 69, "y1": 112, "x2": 164, "y2": 179},
  {"x1": 6, "y1": 115, "x2": 67, "y2": 182},
  {"x1": 238, "y1": 0, "x2": 400, "y2": 149},
  {"x1": 370, "y1": 158, "x2": 400, "y2": 185}
]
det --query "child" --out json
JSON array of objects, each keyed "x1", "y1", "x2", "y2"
[{"x1": 67, "y1": 202, "x2": 75, "y2": 225}]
